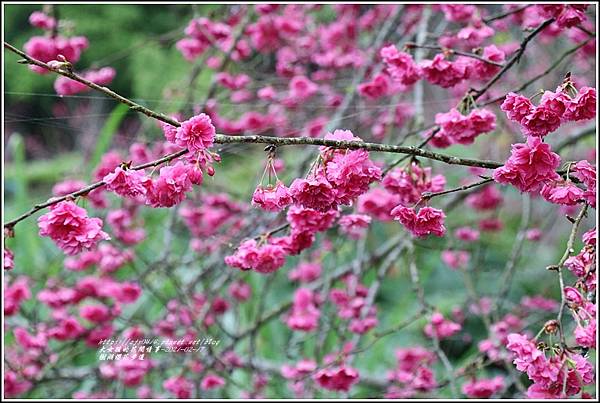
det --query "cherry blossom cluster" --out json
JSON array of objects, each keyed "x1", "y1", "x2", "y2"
[
  {"x1": 423, "y1": 311, "x2": 462, "y2": 340},
  {"x1": 23, "y1": 10, "x2": 119, "y2": 95},
  {"x1": 227, "y1": 129, "x2": 382, "y2": 274},
  {"x1": 4, "y1": 3, "x2": 597, "y2": 399},
  {"x1": 564, "y1": 227, "x2": 597, "y2": 348},
  {"x1": 432, "y1": 107, "x2": 496, "y2": 147},
  {"x1": 377, "y1": 42, "x2": 506, "y2": 94},
  {"x1": 494, "y1": 80, "x2": 596, "y2": 206},
  {"x1": 501, "y1": 86, "x2": 596, "y2": 137},
  {"x1": 330, "y1": 275, "x2": 378, "y2": 334},
  {"x1": 36, "y1": 113, "x2": 216, "y2": 255},
  {"x1": 54, "y1": 67, "x2": 116, "y2": 96},
  {"x1": 506, "y1": 333, "x2": 594, "y2": 398},
  {"x1": 385, "y1": 346, "x2": 437, "y2": 398}
]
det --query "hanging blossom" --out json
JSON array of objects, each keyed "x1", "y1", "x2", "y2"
[
  {"x1": 391, "y1": 205, "x2": 446, "y2": 237},
  {"x1": 330, "y1": 276, "x2": 378, "y2": 334},
  {"x1": 324, "y1": 149, "x2": 382, "y2": 205},
  {"x1": 103, "y1": 166, "x2": 151, "y2": 199},
  {"x1": 501, "y1": 86, "x2": 596, "y2": 137},
  {"x1": 506, "y1": 333, "x2": 595, "y2": 398},
  {"x1": 252, "y1": 156, "x2": 293, "y2": 212},
  {"x1": 380, "y1": 44, "x2": 421, "y2": 85},
  {"x1": 338, "y1": 214, "x2": 372, "y2": 239},
  {"x1": 424, "y1": 311, "x2": 461, "y2": 339},
  {"x1": 224, "y1": 239, "x2": 287, "y2": 274},
  {"x1": 174, "y1": 113, "x2": 216, "y2": 152},
  {"x1": 540, "y1": 180, "x2": 585, "y2": 206},
  {"x1": 314, "y1": 366, "x2": 359, "y2": 392},
  {"x1": 462, "y1": 376, "x2": 504, "y2": 398},
  {"x1": 54, "y1": 67, "x2": 116, "y2": 96},
  {"x1": 564, "y1": 284, "x2": 596, "y2": 349},
  {"x1": 383, "y1": 162, "x2": 446, "y2": 206},
  {"x1": 572, "y1": 159, "x2": 597, "y2": 208},
  {"x1": 4, "y1": 248, "x2": 14, "y2": 270},
  {"x1": 434, "y1": 107, "x2": 496, "y2": 146},
  {"x1": 290, "y1": 173, "x2": 338, "y2": 212},
  {"x1": 38, "y1": 201, "x2": 110, "y2": 255},
  {"x1": 492, "y1": 136, "x2": 561, "y2": 193},
  {"x1": 564, "y1": 227, "x2": 596, "y2": 294},
  {"x1": 419, "y1": 53, "x2": 470, "y2": 88},
  {"x1": 285, "y1": 288, "x2": 321, "y2": 332},
  {"x1": 280, "y1": 205, "x2": 339, "y2": 252},
  {"x1": 144, "y1": 162, "x2": 198, "y2": 208},
  {"x1": 291, "y1": 129, "x2": 381, "y2": 212},
  {"x1": 385, "y1": 346, "x2": 437, "y2": 398},
  {"x1": 252, "y1": 181, "x2": 293, "y2": 212}
]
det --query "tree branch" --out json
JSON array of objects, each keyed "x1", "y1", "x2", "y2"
[{"x1": 405, "y1": 42, "x2": 505, "y2": 67}]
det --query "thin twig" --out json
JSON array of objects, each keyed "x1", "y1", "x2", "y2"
[
  {"x1": 405, "y1": 42, "x2": 504, "y2": 67},
  {"x1": 471, "y1": 18, "x2": 555, "y2": 101},
  {"x1": 555, "y1": 203, "x2": 589, "y2": 345}
]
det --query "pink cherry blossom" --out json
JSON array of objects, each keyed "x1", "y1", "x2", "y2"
[
  {"x1": 564, "y1": 86, "x2": 596, "y2": 121},
  {"x1": 201, "y1": 374, "x2": 225, "y2": 390},
  {"x1": 501, "y1": 92, "x2": 534, "y2": 123},
  {"x1": 288, "y1": 261, "x2": 322, "y2": 283},
  {"x1": 103, "y1": 167, "x2": 150, "y2": 199},
  {"x1": 391, "y1": 205, "x2": 446, "y2": 237},
  {"x1": 252, "y1": 181, "x2": 293, "y2": 212},
  {"x1": 424, "y1": 312, "x2": 461, "y2": 339},
  {"x1": 314, "y1": 366, "x2": 359, "y2": 392},
  {"x1": 325, "y1": 149, "x2": 382, "y2": 205},
  {"x1": 462, "y1": 376, "x2": 504, "y2": 398},
  {"x1": 174, "y1": 113, "x2": 216, "y2": 152},
  {"x1": 493, "y1": 136, "x2": 561, "y2": 193},
  {"x1": 286, "y1": 288, "x2": 320, "y2": 332},
  {"x1": 441, "y1": 250, "x2": 470, "y2": 270},
  {"x1": 440, "y1": 4, "x2": 476, "y2": 23},
  {"x1": 38, "y1": 201, "x2": 110, "y2": 255},
  {"x1": 455, "y1": 227, "x2": 480, "y2": 242},
  {"x1": 380, "y1": 44, "x2": 421, "y2": 85},
  {"x1": 29, "y1": 11, "x2": 57, "y2": 30},
  {"x1": 289, "y1": 175, "x2": 338, "y2": 212},
  {"x1": 144, "y1": 162, "x2": 195, "y2": 208},
  {"x1": 80, "y1": 304, "x2": 111, "y2": 323},
  {"x1": 540, "y1": 180, "x2": 585, "y2": 205},
  {"x1": 163, "y1": 376, "x2": 193, "y2": 399},
  {"x1": 338, "y1": 214, "x2": 372, "y2": 239},
  {"x1": 420, "y1": 54, "x2": 469, "y2": 88},
  {"x1": 358, "y1": 73, "x2": 391, "y2": 99},
  {"x1": 4, "y1": 248, "x2": 14, "y2": 270}
]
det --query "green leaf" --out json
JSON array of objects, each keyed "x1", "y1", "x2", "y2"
[
  {"x1": 89, "y1": 103, "x2": 129, "y2": 173},
  {"x1": 7, "y1": 133, "x2": 42, "y2": 268}
]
